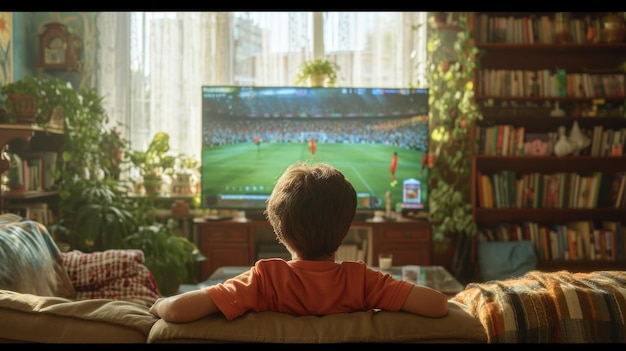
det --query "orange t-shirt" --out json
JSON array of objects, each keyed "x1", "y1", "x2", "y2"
[{"x1": 205, "y1": 259, "x2": 414, "y2": 320}]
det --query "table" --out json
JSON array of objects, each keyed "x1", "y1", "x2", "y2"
[
  {"x1": 179, "y1": 265, "x2": 464, "y2": 296},
  {"x1": 373, "y1": 265, "x2": 465, "y2": 297}
]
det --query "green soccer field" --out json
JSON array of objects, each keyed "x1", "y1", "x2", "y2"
[{"x1": 201, "y1": 141, "x2": 428, "y2": 210}]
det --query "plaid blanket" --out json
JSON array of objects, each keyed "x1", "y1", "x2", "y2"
[
  {"x1": 62, "y1": 249, "x2": 159, "y2": 304},
  {"x1": 453, "y1": 270, "x2": 626, "y2": 343}
]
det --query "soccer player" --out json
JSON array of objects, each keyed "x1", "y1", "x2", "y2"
[
  {"x1": 309, "y1": 139, "x2": 317, "y2": 160},
  {"x1": 390, "y1": 151, "x2": 398, "y2": 186},
  {"x1": 254, "y1": 135, "x2": 260, "y2": 151}
]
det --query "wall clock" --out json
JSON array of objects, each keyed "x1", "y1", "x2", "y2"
[{"x1": 37, "y1": 22, "x2": 81, "y2": 71}]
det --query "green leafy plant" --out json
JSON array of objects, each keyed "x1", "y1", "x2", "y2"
[
  {"x1": 123, "y1": 220, "x2": 206, "y2": 296},
  {"x1": 424, "y1": 12, "x2": 482, "y2": 242},
  {"x1": 129, "y1": 131, "x2": 177, "y2": 178},
  {"x1": 0, "y1": 76, "x2": 82, "y2": 125},
  {"x1": 295, "y1": 58, "x2": 340, "y2": 87},
  {"x1": 174, "y1": 153, "x2": 200, "y2": 175},
  {"x1": 53, "y1": 178, "x2": 138, "y2": 251}
]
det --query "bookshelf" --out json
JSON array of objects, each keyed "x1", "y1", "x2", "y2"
[
  {"x1": 0, "y1": 124, "x2": 64, "y2": 226},
  {"x1": 470, "y1": 12, "x2": 626, "y2": 272}
]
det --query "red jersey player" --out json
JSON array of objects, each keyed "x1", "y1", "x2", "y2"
[
  {"x1": 390, "y1": 151, "x2": 398, "y2": 186},
  {"x1": 309, "y1": 139, "x2": 317, "y2": 160}
]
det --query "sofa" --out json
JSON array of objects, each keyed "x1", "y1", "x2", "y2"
[{"x1": 1, "y1": 216, "x2": 625, "y2": 343}]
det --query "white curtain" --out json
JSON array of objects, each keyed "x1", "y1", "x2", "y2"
[{"x1": 97, "y1": 11, "x2": 427, "y2": 169}]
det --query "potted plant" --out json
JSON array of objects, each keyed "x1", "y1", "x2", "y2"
[
  {"x1": 129, "y1": 131, "x2": 177, "y2": 195},
  {"x1": 123, "y1": 219, "x2": 206, "y2": 296},
  {"x1": 172, "y1": 153, "x2": 200, "y2": 195},
  {"x1": 295, "y1": 58, "x2": 339, "y2": 87},
  {"x1": 0, "y1": 76, "x2": 81, "y2": 126}
]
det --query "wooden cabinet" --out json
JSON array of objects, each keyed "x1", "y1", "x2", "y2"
[
  {"x1": 196, "y1": 221, "x2": 254, "y2": 279},
  {"x1": 0, "y1": 124, "x2": 63, "y2": 224},
  {"x1": 195, "y1": 218, "x2": 432, "y2": 280},
  {"x1": 373, "y1": 221, "x2": 431, "y2": 266},
  {"x1": 470, "y1": 12, "x2": 626, "y2": 273}
]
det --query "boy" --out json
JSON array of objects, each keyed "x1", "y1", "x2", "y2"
[{"x1": 149, "y1": 162, "x2": 448, "y2": 323}]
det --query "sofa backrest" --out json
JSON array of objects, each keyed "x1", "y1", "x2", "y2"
[{"x1": 147, "y1": 300, "x2": 487, "y2": 343}]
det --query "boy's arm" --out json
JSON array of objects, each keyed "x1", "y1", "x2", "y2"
[
  {"x1": 149, "y1": 288, "x2": 220, "y2": 323},
  {"x1": 401, "y1": 285, "x2": 449, "y2": 318}
]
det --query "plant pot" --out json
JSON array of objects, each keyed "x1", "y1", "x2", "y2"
[
  {"x1": 5, "y1": 94, "x2": 63, "y2": 126},
  {"x1": 172, "y1": 172, "x2": 195, "y2": 195},
  {"x1": 7, "y1": 94, "x2": 38, "y2": 124},
  {"x1": 143, "y1": 175, "x2": 163, "y2": 195},
  {"x1": 310, "y1": 74, "x2": 325, "y2": 87}
]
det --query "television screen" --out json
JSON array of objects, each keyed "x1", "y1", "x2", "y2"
[{"x1": 201, "y1": 86, "x2": 429, "y2": 216}]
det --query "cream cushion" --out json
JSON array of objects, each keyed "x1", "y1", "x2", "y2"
[
  {"x1": 148, "y1": 300, "x2": 487, "y2": 343},
  {"x1": 0, "y1": 289, "x2": 157, "y2": 343}
]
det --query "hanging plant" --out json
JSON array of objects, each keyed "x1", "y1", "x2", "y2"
[{"x1": 423, "y1": 12, "x2": 483, "y2": 242}]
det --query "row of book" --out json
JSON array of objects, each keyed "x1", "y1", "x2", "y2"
[
  {"x1": 477, "y1": 124, "x2": 626, "y2": 157},
  {"x1": 335, "y1": 241, "x2": 368, "y2": 263},
  {"x1": 4, "y1": 152, "x2": 56, "y2": 192},
  {"x1": 2, "y1": 202, "x2": 54, "y2": 226},
  {"x1": 477, "y1": 171, "x2": 626, "y2": 209},
  {"x1": 477, "y1": 69, "x2": 625, "y2": 99},
  {"x1": 478, "y1": 220, "x2": 625, "y2": 261},
  {"x1": 475, "y1": 13, "x2": 607, "y2": 45}
]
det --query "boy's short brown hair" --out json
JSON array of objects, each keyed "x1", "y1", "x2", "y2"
[{"x1": 265, "y1": 162, "x2": 357, "y2": 260}]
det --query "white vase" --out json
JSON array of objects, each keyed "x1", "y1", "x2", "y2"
[
  {"x1": 568, "y1": 121, "x2": 591, "y2": 155},
  {"x1": 554, "y1": 126, "x2": 575, "y2": 157}
]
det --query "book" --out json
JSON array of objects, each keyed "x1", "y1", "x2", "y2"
[
  {"x1": 477, "y1": 172, "x2": 487, "y2": 208},
  {"x1": 545, "y1": 173, "x2": 560, "y2": 208},
  {"x1": 567, "y1": 228, "x2": 578, "y2": 260},
  {"x1": 615, "y1": 222, "x2": 624, "y2": 260},
  {"x1": 616, "y1": 174, "x2": 626, "y2": 208},
  {"x1": 568, "y1": 221, "x2": 593, "y2": 260},
  {"x1": 603, "y1": 221, "x2": 623, "y2": 261},
  {"x1": 27, "y1": 202, "x2": 49, "y2": 225}
]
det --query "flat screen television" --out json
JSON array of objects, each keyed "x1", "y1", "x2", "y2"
[{"x1": 200, "y1": 86, "x2": 430, "y2": 218}]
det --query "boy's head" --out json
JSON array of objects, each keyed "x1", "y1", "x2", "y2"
[{"x1": 265, "y1": 162, "x2": 357, "y2": 260}]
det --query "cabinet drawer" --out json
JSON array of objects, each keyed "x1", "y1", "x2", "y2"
[
  {"x1": 202, "y1": 228, "x2": 249, "y2": 242},
  {"x1": 381, "y1": 228, "x2": 429, "y2": 242}
]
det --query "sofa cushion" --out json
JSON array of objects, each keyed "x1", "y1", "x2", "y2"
[
  {"x1": 453, "y1": 270, "x2": 626, "y2": 343},
  {"x1": 0, "y1": 289, "x2": 157, "y2": 343},
  {"x1": 147, "y1": 300, "x2": 486, "y2": 343}
]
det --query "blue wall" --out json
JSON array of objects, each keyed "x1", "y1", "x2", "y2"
[{"x1": 10, "y1": 12, "x2": 97, "y2": 89}]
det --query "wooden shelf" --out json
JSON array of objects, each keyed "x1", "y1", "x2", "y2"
[
  {"x1": 474, "y1": 208, "x2": 626, "y2": 226},
  {"x1": 476, "y1": 96, "x2": 626, "y2": 101},
  {"x1": 537, "y1": 259, "x2": 626, "y2": 272},
  {"x1": 474, "y1": 155, "x2": 626, "y2": 174},
  {"x1": 476, "y1": 43, "x2": 626, "y2": 50},
  {"x1": 1, "y1": 191, "x2": 58, "y2": 200},
  {"x1": 479, "y1": 116, "x2": 626, "y2": 130},
  {"x1": 0, "y1": 124, "x2": 63, "y2": 170}
]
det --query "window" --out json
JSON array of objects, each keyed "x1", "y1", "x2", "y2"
[{"x1": 97, "y1": 12, "x2": 427, "y2": 173}]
